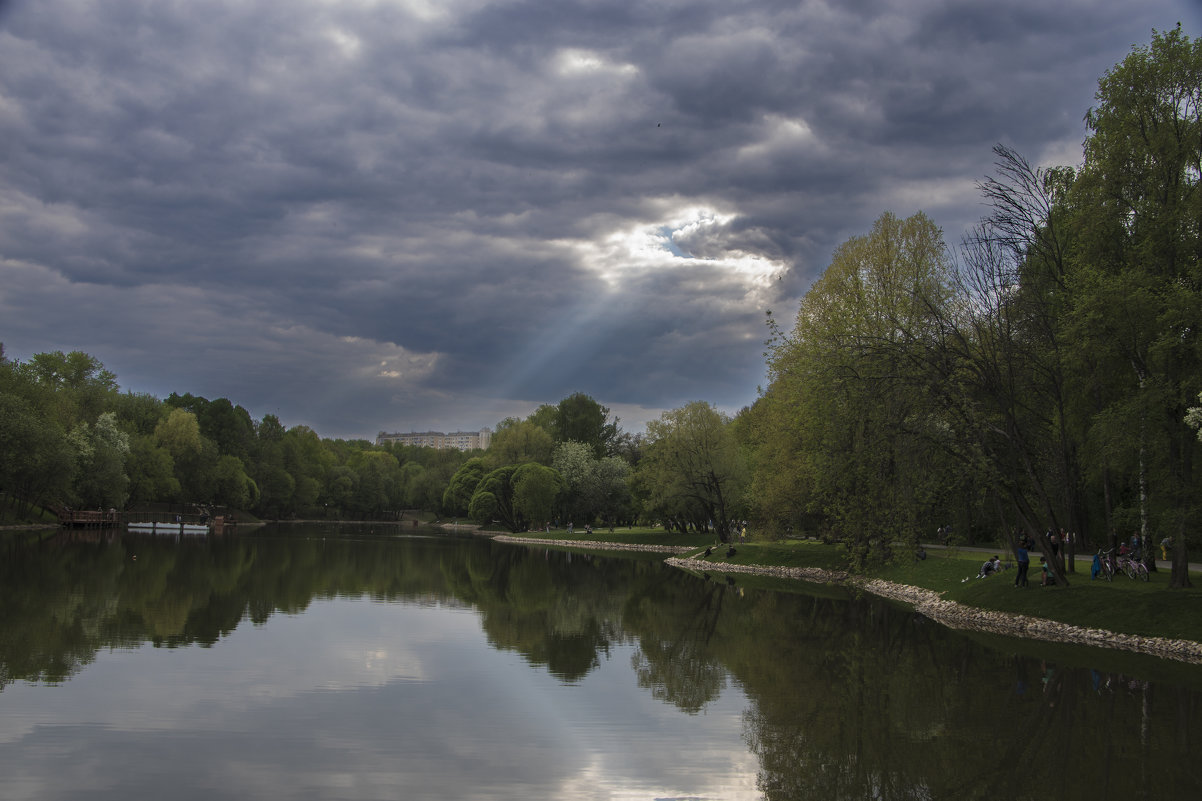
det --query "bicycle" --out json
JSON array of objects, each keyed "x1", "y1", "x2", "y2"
[
  {"x1": 1096, "y1": 548, "x2": 1116, "y2": 581},
  {"x1": 1117, "y1": 553, "x2": 1150, "y2": 581}
]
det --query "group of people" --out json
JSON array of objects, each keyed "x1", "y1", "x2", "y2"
[
  {"x1": 1007, "y1": 534, "x2": 1058, "y2": 587},
  {"x1": 975, "y1": 528, "x2": 1170, "y2": 588},
  {"x1": 974, "y1": 533, "x2": 1056, "y2": 587}
]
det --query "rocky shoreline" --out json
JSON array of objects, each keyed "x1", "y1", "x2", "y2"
[
  {"x1": 491, "y1": 534, "x2": 696, "y2": 553},
  {"x1": 663, "y1": 556, "x2": 1202, "y2": 665}
]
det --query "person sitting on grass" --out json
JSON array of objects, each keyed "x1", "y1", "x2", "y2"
[{"x1": 977, "y1": 555, "x2": 1001, "y2": 578}]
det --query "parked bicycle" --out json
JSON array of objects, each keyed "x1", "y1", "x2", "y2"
[
  {"x1": 1116, "y1": 553, "x2": 1150, "y2": 581},
  {"x1": 1096, "y1": 548, "x2": 1116, "y2": 581}
]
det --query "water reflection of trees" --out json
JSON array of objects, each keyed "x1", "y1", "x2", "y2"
[
  {"x1": 613, "y1": 565, "x2": 1202, "y2": 800},
  {"x1": 728, "y1": 600, "x2": 1202, "y2": 801},
  {"x1": 2, "y1": 531, "x2": 1199, "y2": 798},
  {"x1": 0, "y1": 529, "x2": 649, "y2": 686},
  {"x1": 624, "y1": 571, "x2": 730, "y2": 713}
]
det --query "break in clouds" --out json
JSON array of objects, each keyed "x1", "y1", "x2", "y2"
[{"x1": 1, "y1": 0, "x2": 1198, "y2": 437}]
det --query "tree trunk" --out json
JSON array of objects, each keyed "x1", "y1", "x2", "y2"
[{"x1": 1169, "y1": 524, "x2": 1192, "y2": 588}]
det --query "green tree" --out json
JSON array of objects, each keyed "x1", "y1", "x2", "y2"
[
  {"x1": 0, "y1": 391, "x2": 74, "y2": 513},
  {"x1": 347, "y1": 450, "x2": 400, "y2": 518},
  {"x1": 526, "y1": 404, "x2": 558, "y2": 436},
  {"x1": 124, "y1": 434, "x2": 180, "y2": 506},
  {"x1": 1188, "y1": 393, "x2": 1202, "y2": 441},
  {"x1": 1070, "y1": 25, "x2": 1202, "y2": 587},
  {"x1": 553, "y1": 393, "x2": 620, "y2": 457},
  {"x1": 552, "y1": 441, "x2": 631, "y2": 525},
  {"x1": 155, "y1": 407, "x2": 212, "y2": 502},
  {"x1": 211, "y1": 454, "x2": 257, "y2": 509},
  {"x1": 927, "y1": 153, "x2": 1086, "y2": 584},
  {"x1": 109, "y1": 392, "x2": 168, "y2": 438},
  {"x1": 21, "y1": 350, "x2": 118, "y2": 427},
  {"x1": 67, "y1": 412, "x2": 130, "y2": 508},
  {"x1": 638, "y1": 401, "x2": 747, "y2": 542},
  {"x1": 469, "y1": 465, "x2": 522, "y2": 531},
  {"x1": 486, "y1": 420, "x2": 554, "y2": 467},
  {"x1": 280, "y1": 426, "x2": 330, "y2": 515},
  {"x1": 199, "y1": 398, "x2": 255, "y2": 460},
  {"x1": 511, "y1": 462, "x2": 565, "y2": 527},
  {"x1": 753, "y1": 211, "x2": 955, "y2": 562},
  {"x1": 552, "y1": 441, "x2": 596, "y2": 523},
  {"x1": 443, "y1": 457, "x2": 489, "y2": 516},
  {"x1": 257, "y1": 465, "x2": 295, "y2": 518}
]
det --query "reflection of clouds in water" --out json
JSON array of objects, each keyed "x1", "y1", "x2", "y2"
[
  {"x1": 540, "y1": 644, "x2": 762, "y2": 801},
  {"x1": 0, "y1": 598, "x2": 466, "y2": 742},
  {"x1": 0, "y1": 598, "x2": 764, "y2": 800}
]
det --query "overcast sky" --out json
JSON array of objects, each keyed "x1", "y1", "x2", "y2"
[{"x1": 2, "y1": 1, "x2": 1198, "y2": 439}]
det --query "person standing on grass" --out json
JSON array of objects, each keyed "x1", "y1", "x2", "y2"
[
  {"x1": 1040, "y1": 557, "x2": 1053, "y2": 586},
  {"x1": 1015, "y1": 539, "x2": 1030, "y2": 587}
]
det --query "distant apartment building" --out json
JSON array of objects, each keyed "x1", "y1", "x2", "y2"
[{"x1": 376, "y1": 428, "x2": 492, "y2": 451}]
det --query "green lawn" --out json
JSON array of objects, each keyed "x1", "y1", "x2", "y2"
[{"x1": 934, "y1": 556, "x2": 1202, "y2": 642}]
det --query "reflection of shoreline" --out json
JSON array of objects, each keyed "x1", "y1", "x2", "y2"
[
  {"x1": 663, "y1": 556, "x2": 1202, "y2": 665},
  {"x1": 486, "y1": 530, "x2": 1202, "y2": 664}
]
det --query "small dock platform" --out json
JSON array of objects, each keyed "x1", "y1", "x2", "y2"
[{"x1": 56, "y1": 508, "x2": 122, "y2": 528}]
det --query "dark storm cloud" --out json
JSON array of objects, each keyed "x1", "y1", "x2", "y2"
[{"x1": 2, "y1": 0, "x2": 1198, "y2": 436}]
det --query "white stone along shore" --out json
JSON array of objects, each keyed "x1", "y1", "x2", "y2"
[{"x1": 486, "y1": 534, "x2": 1202, "y2": 665}]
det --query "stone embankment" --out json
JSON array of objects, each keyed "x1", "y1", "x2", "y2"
[
  {"x1": 664, "y1": 556, "x2": 1202, "y2": 665},
  {"x1": 492, "y1": 535, "x2": 695, "y2": 554}
]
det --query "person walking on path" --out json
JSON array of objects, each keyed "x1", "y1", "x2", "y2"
[{"x1": 1015, "y1": 539, "x2": 1030, "y2": 587}]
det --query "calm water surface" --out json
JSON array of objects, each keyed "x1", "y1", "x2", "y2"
[{"x1": 1, "y1": 523, "x2": 1200, "y2": 800}]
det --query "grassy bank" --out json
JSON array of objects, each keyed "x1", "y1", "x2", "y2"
[{"x1": 501, "y1": 528, "x2": 1202, "y2": 644}]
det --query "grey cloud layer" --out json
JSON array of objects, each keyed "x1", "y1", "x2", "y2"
[{"x1": 1, "y1": 0, "x2": 1196, "y2": 436}]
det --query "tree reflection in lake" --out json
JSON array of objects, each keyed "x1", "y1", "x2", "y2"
[{"x1": 1, "y1": 524, "x2": 1199, "y2": 800}]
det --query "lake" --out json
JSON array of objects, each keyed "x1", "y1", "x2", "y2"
[{"x1": 1, "y1": 523, "x2": 1199, "y2": 800}]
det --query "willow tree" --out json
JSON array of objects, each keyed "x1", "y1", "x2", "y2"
[
  {"x1": 486, "y1": 419, "x2": 554, "y2": 467},
  {"x1": 752, "y1": 211, "x2": 958, "y2": 564},
  {"x1": 637, "y1": 401, "x2": 747, "y2": 541},
  {"x1": 469, "y1": 463, "x2": 562, "y2": 533}
]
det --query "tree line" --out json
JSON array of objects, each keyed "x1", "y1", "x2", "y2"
[
  {"x1": 0, "y1": 346, "x2": 744, "y2": 538},
  {"x1": 0, "y1": 347, "x2": 475, "y2": 522}
]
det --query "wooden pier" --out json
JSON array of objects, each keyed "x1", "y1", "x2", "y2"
[
  {"x1": 56, "y1": 508, "x2": 238, "y2": 531},
  {"x1": 56, "y1": 508, "x2": 122, "y2": 528}
]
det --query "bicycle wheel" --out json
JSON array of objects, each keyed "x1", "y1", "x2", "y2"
[
  {"x1": 1137, "y1": 563, "x2": 1150, "y2": 582},
  {"x1": 1124, "y1": 561, "x2": 1137, "y2": 580},
  {"x1": 1102, "y1": 562, "x2": 1113, "y2": 581}
]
